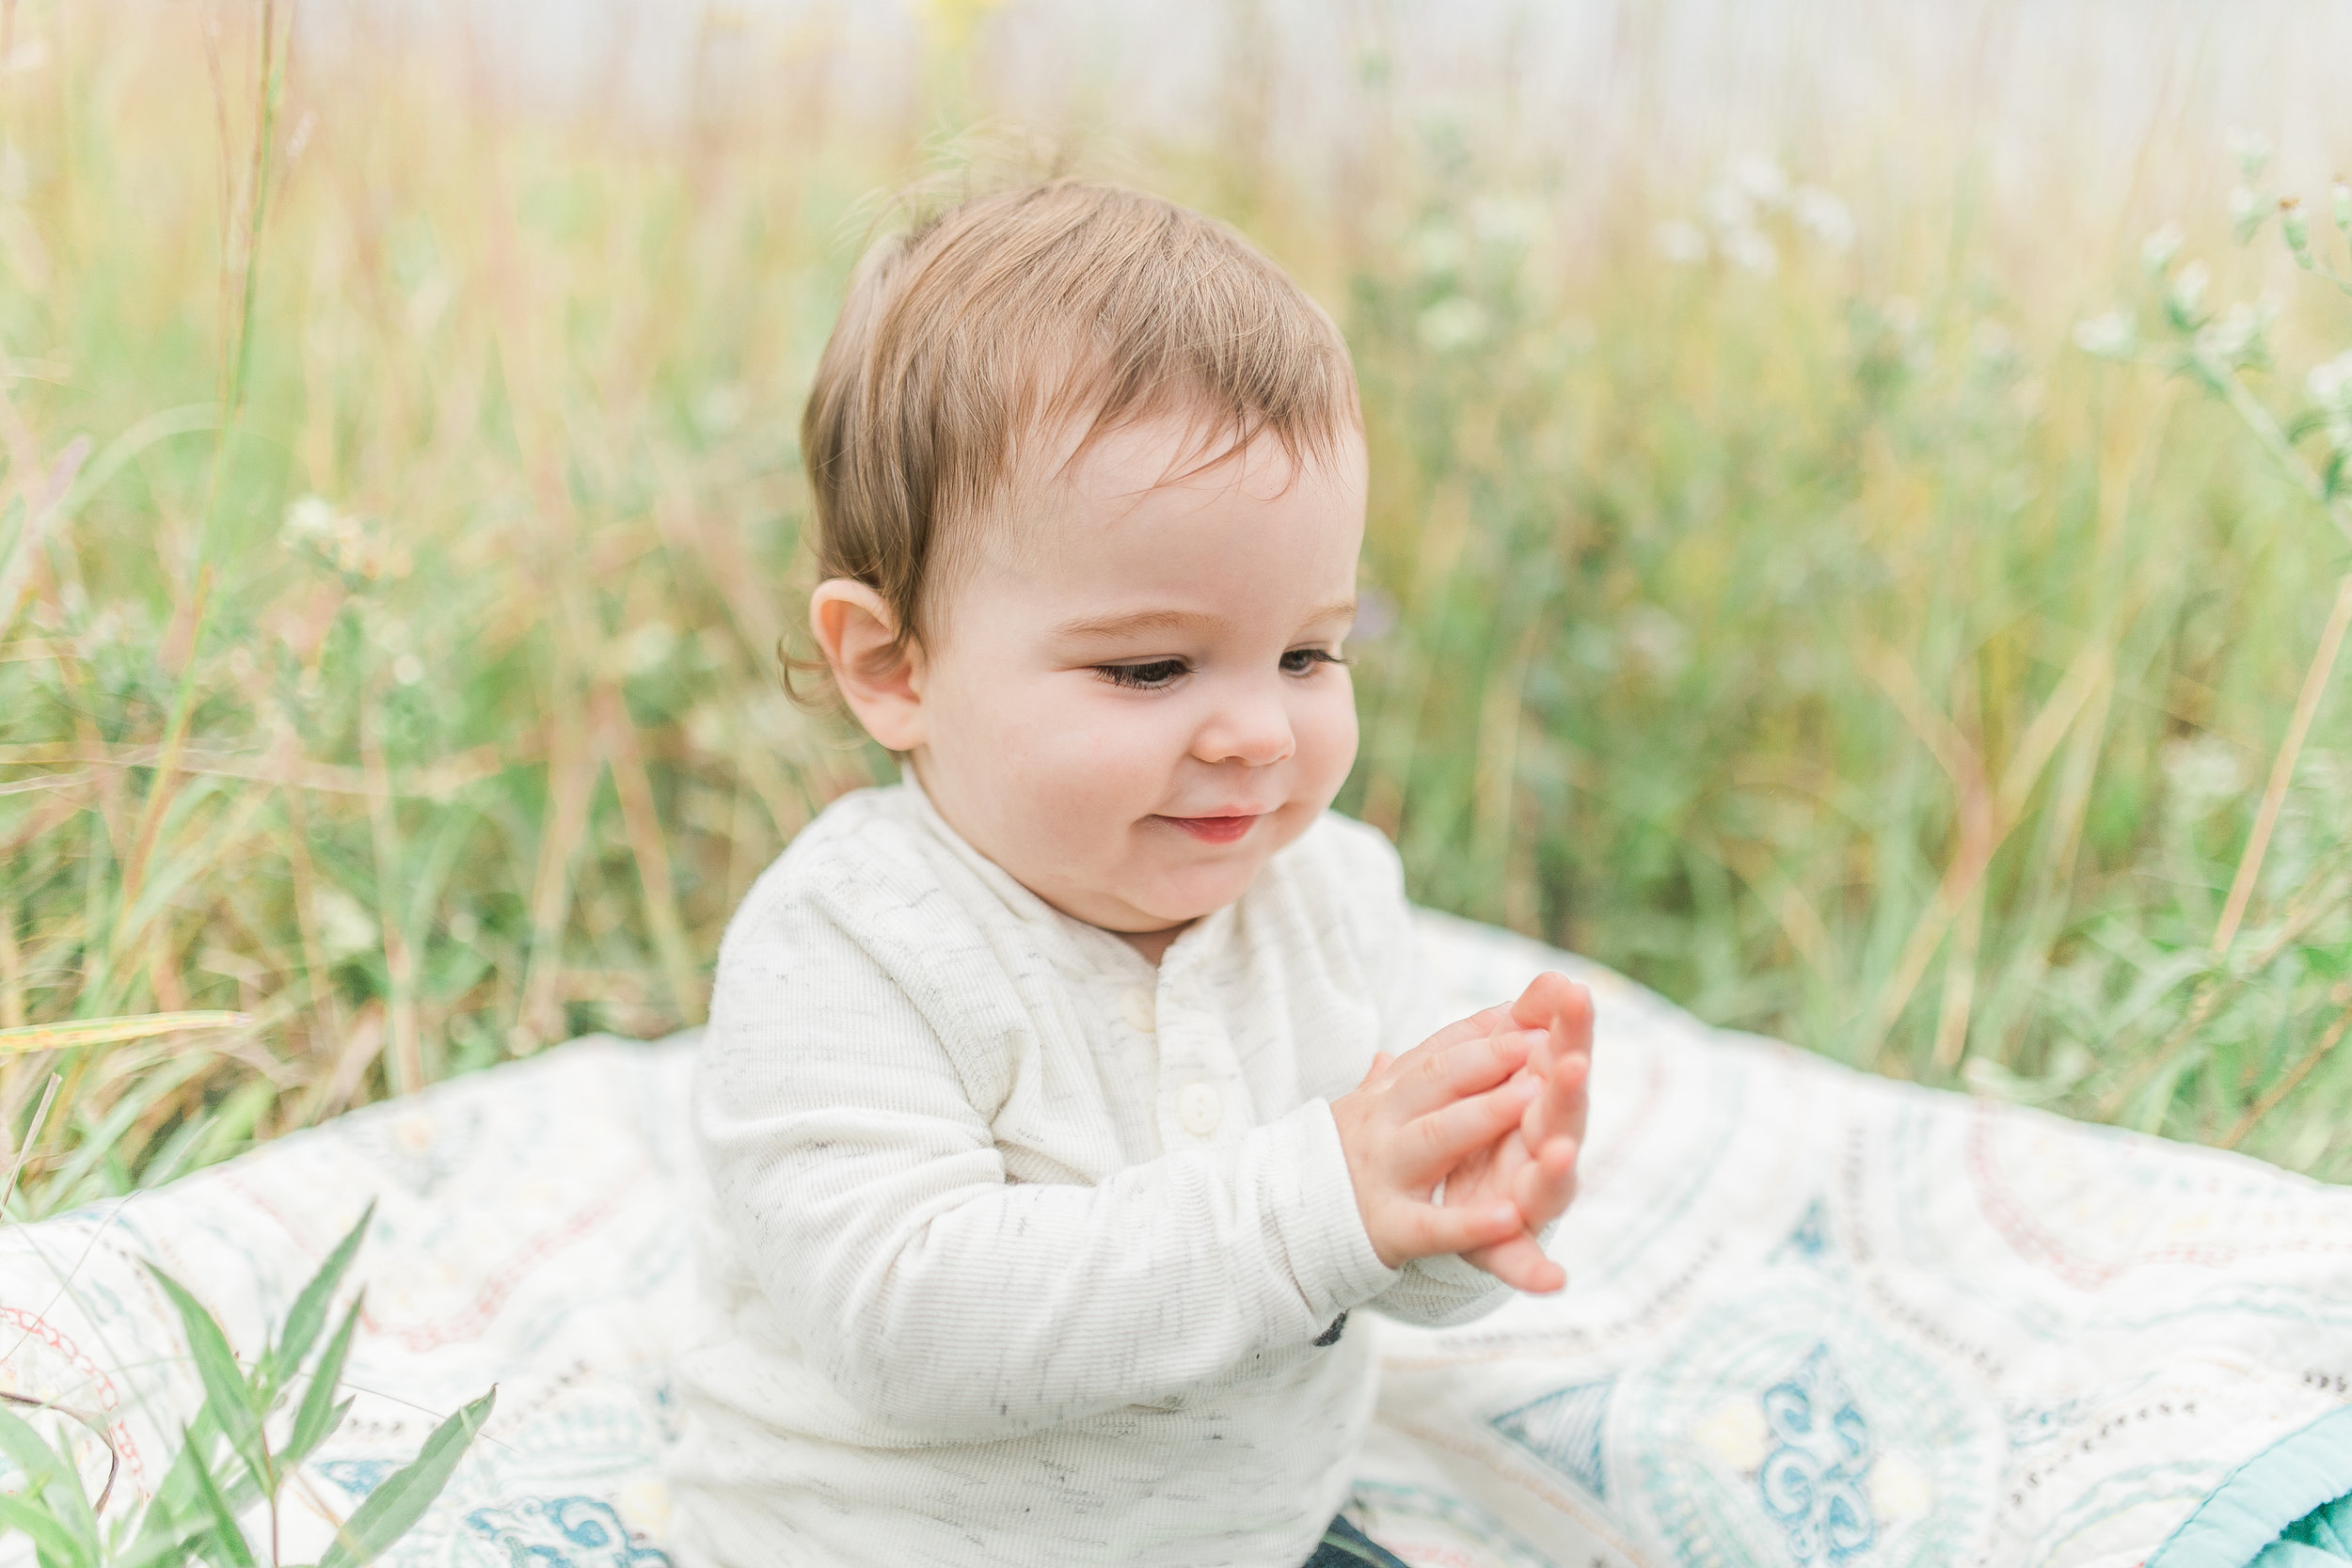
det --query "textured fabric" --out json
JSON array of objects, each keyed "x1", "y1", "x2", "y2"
[
  {"x1": 667, "y1": 782, "x2": 1513, "y2": 1568},
  {"x1": 7, "y1": 911, "x2": 2352, "y2": 1567},
  {"x1": 2151, "y1": 1406, "x2": 2352, "y2": 1567}
]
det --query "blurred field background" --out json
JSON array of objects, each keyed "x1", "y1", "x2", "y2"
[{"x1": 5, "y1": 0, "x2": 2352, "y2": 1215}]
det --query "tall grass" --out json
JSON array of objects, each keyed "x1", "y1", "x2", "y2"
[{"x1": 3, "y1": 2, "x2": 2350, "y2": 1214}]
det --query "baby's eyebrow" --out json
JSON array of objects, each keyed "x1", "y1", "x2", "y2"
[{"x1": 1052, "y1": 599, "x2": 1358, "y2": 642}]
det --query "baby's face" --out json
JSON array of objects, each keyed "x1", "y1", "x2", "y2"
[{"x1": 911, "y1": 416, "x2": 1366, "y2": 944}]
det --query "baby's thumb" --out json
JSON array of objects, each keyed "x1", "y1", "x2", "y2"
[{"x1": 1358, "y1": 1051, "x2": 1392, "y2": 1089}]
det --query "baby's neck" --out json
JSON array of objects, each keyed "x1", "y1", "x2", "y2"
[{"x1": 1117, "y1": 921, "x2": 1192, "y2": 966}]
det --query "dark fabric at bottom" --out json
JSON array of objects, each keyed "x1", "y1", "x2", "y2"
[{"x1": 1302, "y1": 1513, "x2": 1411, "y2": 1568}]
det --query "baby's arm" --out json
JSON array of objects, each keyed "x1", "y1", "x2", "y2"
[{"x1": 697, "y1": 901, "x2": 1530, "y2": 1444}]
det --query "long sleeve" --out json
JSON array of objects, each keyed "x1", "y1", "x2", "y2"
[{"x1": 696, "y1": 888, "x2": 1401, "y2": 1444}]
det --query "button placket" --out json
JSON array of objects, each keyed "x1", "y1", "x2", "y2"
[
  {"x1": 1153, "y1": 973, "x2": 1249, "y2": 1148},
  {"x1": 1176, "y1": 1082, "x2": 1222, "y2": 1137}
]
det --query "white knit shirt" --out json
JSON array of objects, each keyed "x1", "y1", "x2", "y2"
[{"x1": 667, "y1": 779, "x2": 1514, "y2": 1568}]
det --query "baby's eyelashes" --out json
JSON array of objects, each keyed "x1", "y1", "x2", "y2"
[
  {"x1": 1093, "y1": 657, "x2": 1190, "y2": 689},
  {"x1": 1279, "y1": 646, "x2": 1348, "y2": 675},
  {"x1": 1089, "y1": 646, "x2": 1349, "y2": 689}
]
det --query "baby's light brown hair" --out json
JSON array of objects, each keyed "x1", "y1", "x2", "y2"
[{"x1": 799, "y1": 181, "x2": 1361, "y2": 676}]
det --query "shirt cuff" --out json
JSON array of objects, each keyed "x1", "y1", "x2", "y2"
[{"x1": 1264, "y1": 1099, "x2": 1402, "y2": 1320}]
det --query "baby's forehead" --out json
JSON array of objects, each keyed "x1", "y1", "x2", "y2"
[
  {"x1": 940, "y1": 408, "x2": 1364, "y2": 614},
  {"x1": 1010, "y1": 405, "x2": 1363, "y2": 524}
]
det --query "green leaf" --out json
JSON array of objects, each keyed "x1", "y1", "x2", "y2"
[
  {"x1": 145, "y1": 1265, "x2": 264, "y2": 1472},
  {"x1": 0, "y1": 1491, "x2": 93, "y2": 1568},
  {"x1": 282, "y1": 1295, "x2": 363, "y2": 1470},
  {"x1": 180, "y1": 1431, "x2": 259, "y2": 1568},
  {"x1": 0, "y1": 1400, "x2": 68, "y2": 1488},
  {"x1": 316, "y1": 1387, "x2": 495, "y2": 1568},
  {"x1": 0, "y1": 1401, "x2": 96, "y2": 1552},
  {"x1": 270, "y1": 1203, "x2": 374, "y2": 1394},
  {"x1": 130, "y1": 1415, "x2": 265, "y2": 1568}
]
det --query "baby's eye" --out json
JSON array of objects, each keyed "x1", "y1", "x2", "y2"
[
  {"x1": 1279, "y1": 647, "x2": 1346, "y2": 675},
  {"x1": 1094, "y1": 657, "x2": 1190, "y2": 689}
]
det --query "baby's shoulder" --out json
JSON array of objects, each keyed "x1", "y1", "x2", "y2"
[
  {"x1": 1248, "y1": 810, "x2": 1412, "y2": 954},
  {"x1": 720, "y1": 785, "x2": 971, "y2": 962},
  {"x1": 1269, "y1": 809, "x2": 1408, "y2": 899}
]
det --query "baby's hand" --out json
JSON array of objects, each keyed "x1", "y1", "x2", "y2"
[
  {"x1": 1329, "y1": 1014, "x2": 1549, "y2": 1269},
  {"x1": 1451, "y1": 973, "x2": 1592, "y2": 1294}
]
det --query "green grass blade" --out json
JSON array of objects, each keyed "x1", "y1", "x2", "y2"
[
  {"x1": 0, "y1": 1400, "x2": 68, "y2": 1488},
  {"x1": 0, "y1": 1492, "x2": 94, "y2": 1568},
  {"x1": 0, "y1": 1010, "x2": 250, "y2": 1057},
  {"x1": 283, "y1": 1299, "x2": 363, "y2": 1471},
  {"x1": 144, "y1": 1265, "x2": 264, "y2": 1475},
  {"x1": 270, "y1": 1204, "x2": 373, "y2": 1393},
  {"x1": 180, "y1": 1430, "x2": 259, "y2": 1568},
  {"x1": 316, "y1": 1387, "x2": 495, "y2": 1568}
]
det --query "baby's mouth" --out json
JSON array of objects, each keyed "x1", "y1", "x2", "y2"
[{"x1": 1155, "y1": 813, "x2": 1263, "y2": 846}]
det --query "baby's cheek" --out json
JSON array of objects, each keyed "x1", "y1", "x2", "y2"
[{"x1": 1294, "y1": 681, "x2": 1360, "y2": 803}]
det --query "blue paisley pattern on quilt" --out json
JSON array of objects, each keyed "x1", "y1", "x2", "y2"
[
  {"x1": 1757, "y1": 1345, "x2": 1875, "y2": 1563},
  {"x1": 466, "y1": 1496, "x2": 671, "y2": 1568}
]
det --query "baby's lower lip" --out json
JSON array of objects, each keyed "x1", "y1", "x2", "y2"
[{"x1": 1158, "y1": 814, "x2": 1261, "y2": 845}]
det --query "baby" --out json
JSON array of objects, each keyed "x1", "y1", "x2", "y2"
[{"x1": 669, "y1": 182, "x2": 1594, "y2": 1568}]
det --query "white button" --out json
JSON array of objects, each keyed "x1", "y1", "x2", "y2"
[
  {"x1": 1177, "y1": 1082, "x2": 1222, "y2": 1137},
  {"x1": 1121, "y1": 989, "x2": 1157, "y2": 1034}
]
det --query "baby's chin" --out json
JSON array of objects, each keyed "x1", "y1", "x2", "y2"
[{"x1": 1112, "y1": 851, "x2": 1279, "y2": 929}]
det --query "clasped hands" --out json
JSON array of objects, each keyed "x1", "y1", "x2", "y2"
[{"x1": 1329, "y1": 972, "x2": 1591, "y2": 1294}]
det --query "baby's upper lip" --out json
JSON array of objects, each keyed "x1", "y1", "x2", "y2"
[{"x1": 1161, "y1": 805, "x2": 1275, "y2": 819}]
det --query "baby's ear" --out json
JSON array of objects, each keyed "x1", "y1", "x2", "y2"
[{"x1": 810, "y1": 579, "x2": 925, "y2": 750}]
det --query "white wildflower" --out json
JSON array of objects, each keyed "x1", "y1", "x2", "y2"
[
  {"x1": 392, "y1": 652, "x2": 426, "y2": 687},
  {"x1": 1409, "y1": 222, "x2": 1467, "y2": 278},
  {"x1": 1727, "y1": 153, "x2": 1788, "y2": 209},
  {"x1": 1654, "y1": 219, "x2": 1707, "y2": 264},
  {"x1": 624, "y1": 620, "x2": 679, "y2": 674},
  {"x1": 1720, "y1": 227, "x2": 1778, "y2": 277},
  {"x1": 1416, "y1": 296, "x2": 1489, "y2": 353},
  {"x1": 2140, "y1": 223, "x2": 2184, "y2": 277},
  {"x1": 2160, "y1": 734, "x2": 2244, "y2": 805},
  {"x1": 695, "y1": 383, "x2": 747, "y2": 436},
  {"x1": 1469, "y1": 197, "x2": 1540, "y2": 249},
  {"x1": 2073, "y1": 309, "x2": 2136, "y2": 358},
  {"x1": 2308, "y1": 351, "x2": 2352, "y2": 410},
  {"x1": 282, "y1": 494, "x2": 339, "y2": 544},
  {"x1": 314, "y1": 886, "x2": 379, "y2": 960},
  {"x1": 1790, "y1": 186, "x2": 1853, "y2": 252},
  {"x1": 1701, "y1": 182, "x2": 1754, "y2": 234},
  {"x1": 2169, "y1": 260, "x2": 2209, "y2": 319},
  {"x1": 2196, "y1": 300, "x2": 2262, "y2": 362},
  {"x1": 2227, "y1": 129, "x2": 2271, "y2": 180},
  {"x1": 686, "y1": 704, "x2": 732, "y2": 753}
]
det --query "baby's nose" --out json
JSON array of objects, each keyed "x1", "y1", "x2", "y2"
[{"x1": 1194, "y1": 687, "x2": 1295, "y2": 768}]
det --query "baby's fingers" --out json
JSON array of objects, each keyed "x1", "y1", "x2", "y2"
[
  {"x1": 1408, "y1": 1074, "x2": 1540, "y2": 1178},
  {"x1": 1521, "y1": 1043, "x2": 1592, "y2": 1152},
  {"x1": 1467, "y1": 1231, "x2": 1566, "y2": 1294},
  {"x1": 1512, "y1": 1134, "x2": 1581, "y2": 1232},
  {"x1": 1390, "y1": 1026, "x2": 1535, "y2": 1118},
  {"x1": 1510, "y1": 972, "x2": 1592, "y2": 1041},
  {"x1": 1384, "y1": 1196, "x2": 1524, "y2": 1261}
]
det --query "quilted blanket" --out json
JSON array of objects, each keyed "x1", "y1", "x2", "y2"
[{"x1": 4, "y1": 911, "x2": 2350, "y2": 1568}]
